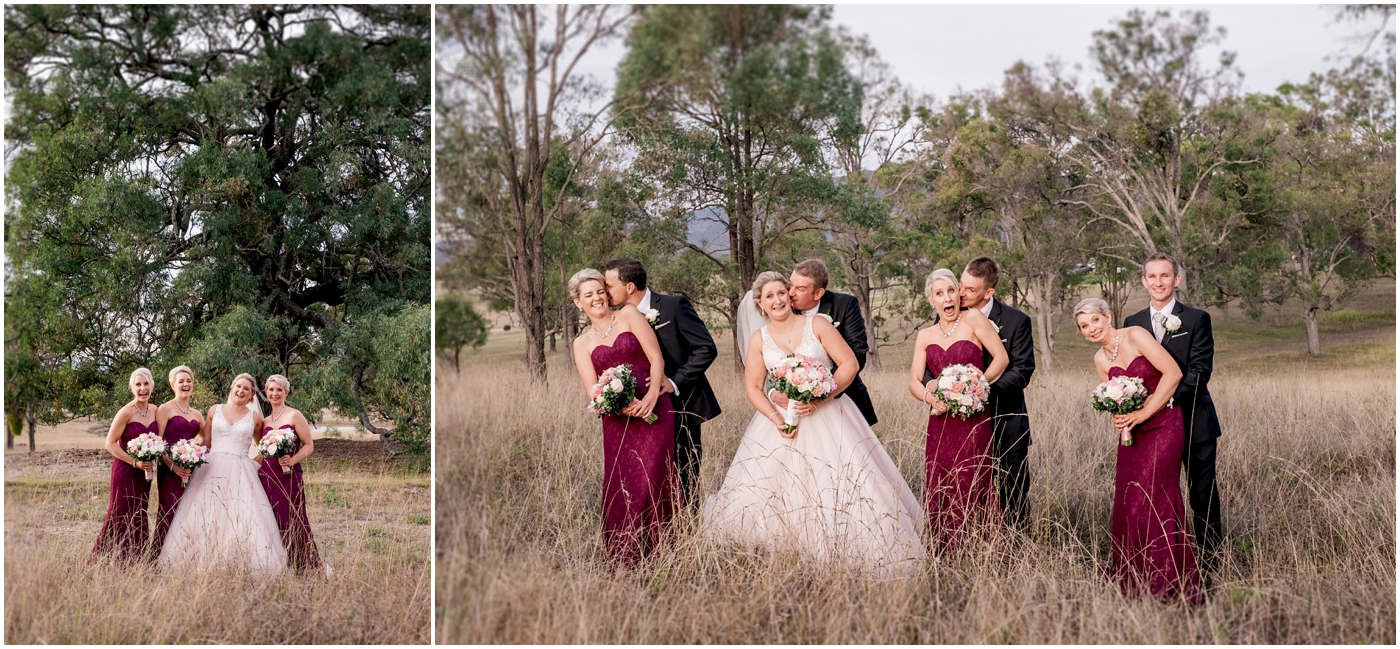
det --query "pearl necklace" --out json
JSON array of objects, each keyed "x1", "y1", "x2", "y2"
[
  {"x1": 590, "y1": 314, "x2": 616, "y2": 338},
  {"x1": 939, "y1": 313, "x2": 962, "y2": 338},
  {"x1": 1105, "y1": 334, "x2": 1122, "y2": 362}
]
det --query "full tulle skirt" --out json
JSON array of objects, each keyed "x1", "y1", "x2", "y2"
[
  {"x1": 158, "y1": 451, "x2": 287, "y2": 575},
  {"x1": 703, "y1": 395, "x2": 924, "y2": 572}
]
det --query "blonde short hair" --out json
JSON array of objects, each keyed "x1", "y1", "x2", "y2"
[
  {"x1": 266, "y1": 374, "x2": 291, "y2": 394},
  {"x1": 924, "y1": 268, "x2": 959, "y2": 301},
  {"x1": 1072, "y1": 297, "x2": 1112, "y2": 320},
  {"x1": 129, "y1": 367, "x2": 155, "y2": 394},
  {"x1": 567, "y1": 268, "x2": 606, "y2": 301},
  {"x1": 751, "y1": 271, "x2": 790, "y2": 312},
  {"x1": 168, "y1": 365, "x2": 194, "y2": 386}
]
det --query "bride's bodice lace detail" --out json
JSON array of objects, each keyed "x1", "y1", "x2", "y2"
[
  {"x1": 761, "y1": 315, "x2": 833, "y2": 371},
  {"x1": 210, "y1": 405, "x2": 255, "y2": 456}
]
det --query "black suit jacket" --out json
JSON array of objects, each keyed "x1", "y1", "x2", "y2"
[
  {"x1": 1124, "y1": 301, "x2": 1221, "y2": 444},
  {"x1": 927, "y1": 298, "x2": 1035, "y2": 444},
  {"x1": 650, "y1": 292, "x2": 721, "y2": 421},
  {"x1": 807, "y1": 290, "x2": 878, "y2": 426}
]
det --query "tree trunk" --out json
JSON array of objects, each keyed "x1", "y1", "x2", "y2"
[
  {"x1": 26, "y1": 401, "x2": 36, "y2": 453},
  {"x1": 512, "y1": 227, "x2": 549, "y2": 382},
  {"x1": 1029, "y1": 275, "x2": 1056, "y2": 372},
  {"x1": 1304, "y1": 306, "x2": 1321, "y2": 357},
  {"x1": 548, "y1": 329, "x2": 556, "y2": 353},
  {"x1": 730, "y1": 300, "x2": 745, "y2": 374},
  {"x1": 562, "y1": 304, "x2": 578, "y2": 370},
  {"x1": 850, "y1": 271, "x2": 881, "y2": 371}
]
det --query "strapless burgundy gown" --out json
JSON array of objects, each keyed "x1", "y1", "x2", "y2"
[
  {"x1": 153, "y1": 414, "x2": 201, "y2": 557},
  {"x1": 925, "y1": 339, "x2": 999, "y2": 549},
  {"x1": 1108, "y1": 356, "x2": 1202, "y2": 603},
  {"x1": 259, "y1": 425, "x2": 322, "y2": 573},
  {"x1": 590, "y1": 331, "x2": 681, "y2": 565},
  {"x1": 89, "y1": 420, "x2": 156, "y2": 564}
]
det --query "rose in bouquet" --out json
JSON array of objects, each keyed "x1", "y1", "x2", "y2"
[
  {"x1": 258, "y1": 428, "x2": 299, "y2": 475},
  {"x1": 126, "y1": 432, "x2": 167, "y2": 482},
  {"x1": 929, "y1": 363, "x2": 991, "y2": 420},
  {"x1": 1091, "y1": 376, "x2": 1149, "y2": 445},
  {"x1": 166, "y1": 439, "x2": 209, "y2": 487},
  {"x1": 768, "y1": 354, "x2": 838, "y2": 437},
  {"x1": 587, "y1": 364, "x2": 658, "y2": 424}
]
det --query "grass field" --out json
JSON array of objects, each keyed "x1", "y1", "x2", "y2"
[
  {"x1": 435, "y1": 284, "x2": 1395, "y2": 643},
  {"x1": 4, "y1": 440, "x2": 430, "y2": 644}
]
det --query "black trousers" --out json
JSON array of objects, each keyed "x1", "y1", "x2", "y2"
[
  {"x1": 993, "y1": 423, "x2": 1031, "y2": 530},
  {"x1": 674, "y1": 410, "x2": 703, "y2": 505},
  {"x1": 1184, "y1": 437, "x2": 1224, "y2": 573}
]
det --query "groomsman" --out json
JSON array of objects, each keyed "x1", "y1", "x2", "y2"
[
  {"x1": 603, "y1": 258, "x2": 721, "y2": 504},
  {"x1": 771, "y1": 259, "x2": 879, "y2": 426},
  {"x1": 1124, "y1": 252, "x2": 1224, "y2": 576},
  {"x1": 926, "y1": 257, "x2": 1037, "y2": 531}
]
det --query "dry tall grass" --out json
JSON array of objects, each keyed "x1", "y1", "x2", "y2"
[
  {"x1": 5, "y1": 450, "x2": 430, "y2": 644},
  {"x1": 436, "y1": 322, "x2": 1395, "y2": 643}
]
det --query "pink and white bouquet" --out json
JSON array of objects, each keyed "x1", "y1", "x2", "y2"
[
  {"x1": 126, "y1": 432, "x2": 167, "y2": 482},
  {"x1": 588, "y1": 364, "x2": 658, "y2": 424},
  {"x1": 768, "y1": 354, "x2": 838, "y2": 437},
  {"x1": 930, "y1": 363, "x2": 991, "y2": 420},
  {"x1": 258, "y1": 428, "x2": 299, "y2": 475},
  {"x1": 166, "y1": 439, "x2": 209, "y2": 487},
  {"x1": 1091, "y1": 376, "x2": 1149, "y2": 446}
]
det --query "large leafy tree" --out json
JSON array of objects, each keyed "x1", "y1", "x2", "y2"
[
  {"x1": 614, "y1": 4, "x2": 862, "y2": 365},
  {"x1": 5, "y1": 5, "x2": 430, "y2": 452}
]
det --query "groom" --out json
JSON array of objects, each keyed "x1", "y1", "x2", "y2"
[
  {"x1": 771, "y1": 259, "x2": 878, "y2": 426},
  {"x1": 926, "y1": 257, "x2": 1036, "y2": 531},
  {"x1": 1124, "y1": 253, "x2": 1224, "y2": 577},
  {"x1": 603, "y1": 258, "x2": 721, "y2": 504}
]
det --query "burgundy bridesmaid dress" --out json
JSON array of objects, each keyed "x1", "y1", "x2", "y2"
[
  {"x1": 924, "y1": 339, "x2": 999, "y2": 550},
  {"x1": 152, "y1": 414, "x2": 201, "y2": 557},
  {"x1": 89, "y1": 420, "x2": 157, "y2": 564},
  {"x1": 590, "y1": 331, "x2": 681, "y2": 565},
  {"x1": 258, "y1": 425, "x2": 322, "y2": 573},
  {"x1": 1107, "y1": 356, "x2": 1202, "y2": 603}
]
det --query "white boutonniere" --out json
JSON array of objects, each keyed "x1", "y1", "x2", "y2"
[
  {"x1": 1163, "y1": 314, "x2": 1182, "y2": 335},
  {"x1": 643, "y1": 308, "x2": 661, "y2": 326}
]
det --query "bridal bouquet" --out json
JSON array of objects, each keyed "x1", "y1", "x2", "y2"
[
  {"x1": 1091, "y1": 376, "x2": 1148, "y2": 446},
  {"x1": 588, "y1": 364, "x2": 658, "y2": 424},
  {"x1": 166, "y1": 439, "x2": 209, "y2": 487},
  {"x1": 768, "y1": 354, "x2": 838, "y2": 437},
  {"x1": 127, "y1": 432, "x2": 167, "y2": 482},
  {"x1": 258, "y1": 428, "x2": 299, "y2": 475},
  {"x1": 930, "y1": 364, "x2": 991, "y2": 420}
]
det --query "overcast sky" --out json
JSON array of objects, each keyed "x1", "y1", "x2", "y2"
[{"x1": 570, "y1": 4, "x2": 1383, "y2": 102}]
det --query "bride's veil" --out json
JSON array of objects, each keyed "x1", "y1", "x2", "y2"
[{"x1": 735, "y1": 289, "x2": 770, "y2": 367}]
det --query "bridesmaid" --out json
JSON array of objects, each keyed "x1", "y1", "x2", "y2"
[
  {"x1": 152, "y1": 365, "x2": 204, "y2": 557},
  {"x1": 1074, "y1": 297, "x2": 1201, "y2": 603},
  {"x1": 89, "y1": 367, "x2": 159, "y2": 564},
  {"x1": 909, "y1": 269, "x2": 1008, "y2": 550},
  {"x1": 257, "y1": 374, "x2": 322, "y2": 574},
  {"x1": 568, "y1": 268, "x2": 680, "y2": 566}
]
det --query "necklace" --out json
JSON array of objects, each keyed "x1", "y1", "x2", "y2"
[
  {"x1": 1105, "y1": 333, "x2": 1121, "y2": 362},
  {"x1": 175, "y1": 399, "x2": 191, "y2": 416},
  {"x1": 939, "y1": 313, "x2": 962, "y2": 338},
  {"x1": 590, "y1": 314, "x2": 616, "y2": 338},
  {"x1": 134, "y1": 401, "x2": 150, "y2": 418},
  {"x1": 268, "y1": 405, "x2": 287, "y2": 423}
]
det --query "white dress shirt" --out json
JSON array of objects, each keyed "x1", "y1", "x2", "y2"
[
  {"x1": 1150, "y1": 298, "x2": 1177, "y2": 341},
  {"x1": 980, "y1": 298, "x2": 994, "y2": 319}
]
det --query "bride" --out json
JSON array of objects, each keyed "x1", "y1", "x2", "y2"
[
  {"x1": 704, "y1": 272, "x2": 924, "y2": 570},
  {"x1": 159, "y1": 373, "x2": 287, "y2": 574}
]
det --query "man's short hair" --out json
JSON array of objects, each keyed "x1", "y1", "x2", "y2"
[
  {"x1": 964, "y1": 257, "x2": 1000, "y2": 289},
  {"x1": 604, "y1": 258, "x2": 647, "y2": 291},
  {"x1": 1142, "y1": 252, "x2": 1179, "y2": 277},
  {"x1": 792, "y1": 259, "x2": 829, "y2": 290}
]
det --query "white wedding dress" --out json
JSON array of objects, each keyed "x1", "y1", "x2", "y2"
[
  {"x1": 159, "y1": 405, "x2": 287, "y2": 575},
  {"x1": 703, "y1": 315, "x2": 925, "y2": 571}
]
